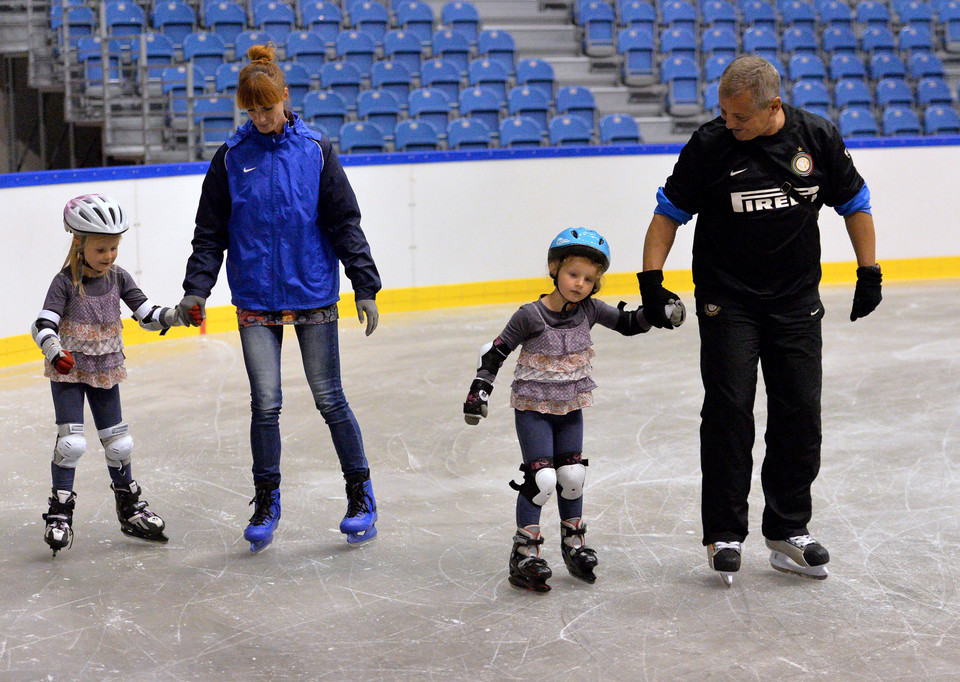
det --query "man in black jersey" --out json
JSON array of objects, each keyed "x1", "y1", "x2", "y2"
[{"x1": 637, "y1": 55, "x2": 882, "y2": 584}]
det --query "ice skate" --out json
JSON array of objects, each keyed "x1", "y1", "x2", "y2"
[
  {"x1": 42, "y1": 490, "x2": 77, "y2": 558},
  {"x1": 244, "y1": 482, "x2": 280, "y2": 553},
  {"x1": 112, "y1": 480, "x2": 168, "y2": 543},
  {"x1": 766, "y1": 535, "x2": 829, "y2": 580},
  {"x1": 340, "y1": 476, "x2": 377, "y2": 544},
  {"x1": 508, "y1": 526, "x2": 552, "y2": 592},
  {"x1": 707, "y1": 541, "x2": 742, "y2": 587},
  {"x1": 560, "y1": 519, "x2": 598, "y2": 583}
]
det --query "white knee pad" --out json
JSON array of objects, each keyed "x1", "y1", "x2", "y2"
[
  {"x1": 555, "y1": 452, "x2": 588, "y2": 500},
  {"x1": 509, "y1": 459, "x2": 557, "y2": 507},
  {"x1": 54, "y1": 423, "x2": 86, "y2": 469},
  {"x1": 99, "y1": 423, "x2": 133, "y2": 466}
]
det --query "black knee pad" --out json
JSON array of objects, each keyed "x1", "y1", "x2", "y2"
[{"x1": 509, "y1": 458, "x2": 557, "y2": 507}]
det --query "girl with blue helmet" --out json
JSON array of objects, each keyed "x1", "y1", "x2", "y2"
[{"x1": 462, "y1": 228, "x2": 685, "y2": 591}]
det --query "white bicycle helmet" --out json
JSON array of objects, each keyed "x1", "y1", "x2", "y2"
[{"x1": 63, "y1": 194, "x2": 129, "y2": 236}]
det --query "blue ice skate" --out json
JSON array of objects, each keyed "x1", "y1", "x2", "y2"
[
  {"x1": 340, "y1": 477, "x2": 377, "y2": 544},
  {"x1": 244, "y1": 484, "x2": 280, "y2": 553}
]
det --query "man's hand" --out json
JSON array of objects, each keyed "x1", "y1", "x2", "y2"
[
  {"x1": 356, "y1": 299, "x2": 378, "y2": 336},
  {"x1": 850, "y1": 264, "x2": 882, "y2": 321},
  {"x1": 178, "y1": 295, "x2": 206, "y2": 327},
  {"x1": 637, "y1": 270, "x2": 684, "y2": 329}
]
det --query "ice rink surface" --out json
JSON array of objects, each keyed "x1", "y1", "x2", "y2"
[{"x1": 2, "y1": 281, "x2": 959, "y2": 681}]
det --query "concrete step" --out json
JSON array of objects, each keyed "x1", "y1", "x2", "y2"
[
  {"x1": 549, "y1": 56, "x2": 621, "y2": 88},
  {"x1": 487, "y1": 24, "x2": 579, "y2": 56}
]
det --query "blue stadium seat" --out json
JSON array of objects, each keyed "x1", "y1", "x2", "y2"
[
  {"x1": 161, "y1": 64, "x2": 207, "y2": 116},
  {"x1": 882, "y1": 105, "x2": 922, "y2": 135},
  {"x1": 740, "y1": 0, "x2": 778, "y2": 27},
  {"x1": 549, "y1": 115, "x2": 593, "y2": 145},
  {"x1": 371, "y1": 60, "x2": 415, "y2": 104},
  {"x1": 817, "y1": 0, "x2": 854, "y2": 25},
  {"x1": 447, "y1": 117, "x2": 492, "y2": 149},
  {"x1": 780, "y1": 0, "x2": 817, "y2": 29},
  {"x1": 395, "y1": 0, "x2": 435, "y2": 46},
  {"x1": 742, "y1": 25, "x2": 779, "y2": 60},
  {"x1": 336, "y1": 30, "x2": 377, "y2": 76},
  {"x1": 916, "y1": 77, "x2": 954, "y2": 105},
  {"x1": 822, "y1": 24, "x2": 858, "y2": 54},
  {"x1": 77, "y1": 36, "x2": 123, "y2": 93},
  {"x1": 384, "y1": 30, "x2": 424, "y2": 75},
  {"x1": 829, "y1": 53, "x2": 867, "y2": 81},
  {"x1": 869, "y1": 52, "x2": 907, "y2": 80},
  {"x1": 420, "y1": 58, "x2": 463, "y2": 104},
  {"x1": 875, "y1": 78, "x2": 913, "y2": 108},
  {"x1": 56, "y1": 5, "x2": 96, "y2": 51},
  {"x1": 898, "y1": 0, "x2": 934, "y2": 24},
  {"x1": 834, "y1": 78, "x2": 873, "y2": 109},
  {"x1": 599, "y1": 113, "x2": 641, "y2": 143},
  {"x1": 215, "y1": 61, "x2": 242, "y2": 94},
  {"x1": 661, "y1": 0, "x2": 698, "y2": 29},
  {"x1": 923, "y1": 104, "x2": 960, "y2": 134},
  {"x1": 619, "y1": 0, "x2": 657, "y2": 32},
  {"x1": 205, "y1": 2, "x2": 247, "y2": 46},
  {"x1": 301, "y1": 1, "x2": 343, "y2": 46},
  {"x1": 442, "y1": 1, "x2": 480, "y2": 43},
  {"x1": 280, "y1": 61, "x2": 312, "y2": 110},
  {"x1": 357, "y1": 89, "x2": 402, "y2": 137},
  {"x1": 459, "y1": 86, "x2": 504, "y2": 137},
  {"x1": 856, "y1": 0, "x2": 892, "y2": 24},
  {"x1": 194, "y1": 96, "x2": 237, "y2": 145},
  {"x1": 408, "y1": 87, "x2": 452, "y2": 137},
  {"x1": 507, "y1": 85, "x2": 550, "y2": 130},
  {"x1": 49, "y1": 0, "x2": 84, "y2": 30},
  {"x1": 909, "y1": 51, "x2": 944, "y2": 79},
  {"x1": 702, "y1": 26, "x2": 738, "y2": 58},
  {"x1": 350, "y1": 1, "x2": 390, "y2": 43},
  {"x1": 660, "y1": 26, "x2": 697, "y2": 59},
  {"x1": 478, "y1": 30, "x2": 516, "y2": 74},
  {"x1": 105, "y1": 1, "x2": 146, "y2": 51},
  {"x1": 899, "y1": 24, "x2": 934, "y2": 53},
  {"x1": 183, "y1": 32, "x2": 228, "y2": 81},
  {"x1": 499, "y1": 116, "x2": 544, "y2": 147},
  {"x1": 861, "y1": 26, "x2": 897, "y2": 55},
  {"x1": 135, "y1": 33, "x2": 177, "y2": 89},
  {"x1": 320, "y1": 61, "x2": 363, "y2": 109},
  {"x1": 701, "y1": 0, "x2": 738, "y2": 28},
  {"x1": 285, "y1": 32, "x2": 326, "y2": 74},
  {"x1": 153, "y1": 1, "x2": 196, "y2": 48},
  {"x1": 578, "y1": 1, "x2": 617, "y2": 56},
  {"x1": 789, "y1": 53, "x2": 827, "y2": 81},
  {"x1": 660, "y1": 54, "x2": 700, "y2": 116},
  {"x1": 394, "y1": 119, "x2": 440, "y2": 151},
  {"x1": 516, "y1": 59, "x2": 555, "y2": 103},
  {"x1": 705, "y1": 80, "x2": 720, "y2": 114},
  {"x1": 838, "y1": 107, "x2": 879, "y2": 136},
  {"x1": 705, "y1": 53, "x2": 733, "y2": 81},
  {"x1": 792, "y1": 79, "x2": 832, "y2": 117},
  {"x1": 556, "y1": 86, "x2": 596, "y2": 128},
  {"x1": 234, "y1": 31, "x2": 271, "y2": 61},
  {"x1": 253, "y1": 0, "x2": 296, "y2": 45},
  {"x1": 468, "y1": 59, "x2": 510, "y2": 100},
  {"x1": 339, "y1": 121, "x2": 386, "y2": 152},
  {"x1": 618, "y1": 28, "x2": 655, "y2": 86},
  {"x1": 781, "y1": 26, "x2": 819, "y2": 56},
  {"x1": 432, "y1": 29, "x2": 471, "y2": 74},
  {"x1": 303, "y1": 90, "x2": 348, "y2": 138},
  {"x1": 943, "y1": 1, "x2": 960, "y2": 52}
]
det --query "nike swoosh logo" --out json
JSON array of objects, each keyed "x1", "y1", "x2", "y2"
[
  {"x1": 810, "y1": 308, "x2": 820, "y2": 315},
  {"x1": 243, "y1": 166, "x2": 256, "y2": 173},
  {"x1": 730, "y1": 168, "x2": 747, "y2": 176}
]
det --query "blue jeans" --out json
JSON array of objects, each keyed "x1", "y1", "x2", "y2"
[
  {"x1": 513, "y1": 408, "x2": 584, "y2": 527},
  {"x1": 239, "y1": 321, "x2": 368, "y2": 485}
]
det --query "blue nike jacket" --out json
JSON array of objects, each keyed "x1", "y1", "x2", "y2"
[{"x1": 182, "y1": 113, "x2": 381, "y2": 310}]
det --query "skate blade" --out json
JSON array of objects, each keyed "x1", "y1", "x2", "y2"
[
  {"x1": 248, "y1": 539, "x2": 273, "y2": 553},
  {"x1": 718, "y1": 572, "x2": 734, "y2": 587},
  {"x1": 769, "y1": 551, "x2": 829, "y2": 580},
  {"x1": 565, "y1": 567, "x2": 597, "y2": 584},
  {"x1": 508, "y1": 575, "x2": 551, "y2": 593},
  {"x1": 344, "y1": 525, "x2": 378, "y2": 544},
  {"x1": 121, "y1": 527, "x2": 169, "y2": 544}
]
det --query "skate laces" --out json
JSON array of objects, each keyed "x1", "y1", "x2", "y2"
[
  {"x1": 713, "y1": 541, "x2": 741, "y2": 553},
  {"x1": 345, "y1": 481, "x2": 370, "y2": 517},
  {"x1": 787, "y1": 534, "x2": 817, "y2": 548},
  {"x1": 248, "y1": 488, "x2": 277, "y2": 525}
]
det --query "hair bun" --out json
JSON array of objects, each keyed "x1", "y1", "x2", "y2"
[{"x1": 246, "y1": 44, "x2": 276, "y2": 63}]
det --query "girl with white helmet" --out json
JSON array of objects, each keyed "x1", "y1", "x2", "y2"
[
  {"x1": 31, "y1": 193, "x2": 187, "y2": 557},
  {"x1": 462, "y1": 228, "x2": 685, "y2": 592}
]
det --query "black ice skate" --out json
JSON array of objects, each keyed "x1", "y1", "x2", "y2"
[
  {"x1": 766, "y1": 535, "x2": 829, "y2": 580},
  {"x1": 508, "y1": 527, "x2": 552, "y2": 593},
  {"x1": 560, "y1": 519, "x2": 598, "y2": 583},
  {"x1": 42, "y1": 490, "x2": 77, "y2": 558},
  {"x1": 707, "y1": 541, "x2": 742, "y2": 587},
  {"x1": 111, "y1": 480, "x2": 168, "y2": 543}
]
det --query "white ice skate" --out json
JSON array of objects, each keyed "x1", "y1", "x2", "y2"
[
  {"x1": 707, "y1": 541, "x2": 741, "y2": 587},
  {"x1": 766, "y1": 535, "x2": 829, "y2": 580}
]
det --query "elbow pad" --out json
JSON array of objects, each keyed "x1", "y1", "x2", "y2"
[
  {"x1": 133, "y1": 300, "x2": 174, "y2": 331},
  {"x1": 32, "y1": 310, "x2": 61, "y2": 348},
  {"x1": 614, "y1": 301, "x2": 651, "y2": 336},
  {"x1": 477, "y1": 337, "x2": 510, "y2": 379}
]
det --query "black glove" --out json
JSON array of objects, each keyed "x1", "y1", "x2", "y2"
[
  {"x1": 637, "y1": 270, "x2": 683, "y2": 329},
  {"x1": 463, "y1": 378, "x2": 493, "y2": 425},
  {"x1": 850, "y1": 264, "x2": 882, "y2": 321}
]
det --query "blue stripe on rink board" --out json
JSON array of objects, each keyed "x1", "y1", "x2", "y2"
[{"x1": 4, "y1": 135, "x2": 959, "y2": 188}]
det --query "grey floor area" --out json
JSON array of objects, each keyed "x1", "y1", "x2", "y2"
[{"x1": 2, "y1": 281, "x2": 960, "y2": 681}]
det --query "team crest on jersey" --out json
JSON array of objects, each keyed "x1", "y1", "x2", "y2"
[
  {"x1": 791, "y1": 151, "x2": 814, "y2": 176},
  {"x1": 704, "y1": 303, "x2": 721, "y2": 316}
]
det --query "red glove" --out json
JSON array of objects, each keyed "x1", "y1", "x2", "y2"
[{"x1": 53, "y1": 349, "x2": 75, "y2": 375}]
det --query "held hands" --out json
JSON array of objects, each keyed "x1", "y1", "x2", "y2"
[
  {"x1": 463, "y1": 378, "x2": 493, "y2": 425},
  {"x1": 177, "y1": 295, "x2": 206, "y2": 327},
  {"x1": 356, "y1": 299, "x2": 379, "y2": 336},
  {"x1": 162, "y1": 307, "x2": 186, "y2": 327},
  {"x1": 40, "y1": 337, "x2": 75, "y2": 375},
  {"x1": 637, "y1": 270, "x2": 686, "y2": 329},
  {"x1": 850, "y1": 264, "x2": 882, "y2": 322}
]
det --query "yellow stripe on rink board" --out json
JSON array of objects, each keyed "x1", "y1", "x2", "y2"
[{"x1": 3, "y1": 257, "x2": 958, "y2": 370}]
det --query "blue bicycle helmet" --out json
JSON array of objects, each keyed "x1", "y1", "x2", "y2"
[{"x1": 547, "y1": 228, "x2": 610, "y2": 271}]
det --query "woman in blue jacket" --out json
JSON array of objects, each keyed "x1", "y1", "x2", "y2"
[{"x1": 179, "y1": 44, "x2": 382, "y2": 552}]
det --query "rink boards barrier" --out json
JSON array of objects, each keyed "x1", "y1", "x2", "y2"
[{"x1": 2, "y1": 139, "x2": 959, "y2": 369}]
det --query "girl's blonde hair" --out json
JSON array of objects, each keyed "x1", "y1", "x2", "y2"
[
  {"x1": 236, "y1": 44, "x2": 288, "y2": 110},
  {"x1": 62, "y1": 234, "x2": 120, "y2": 295}
]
